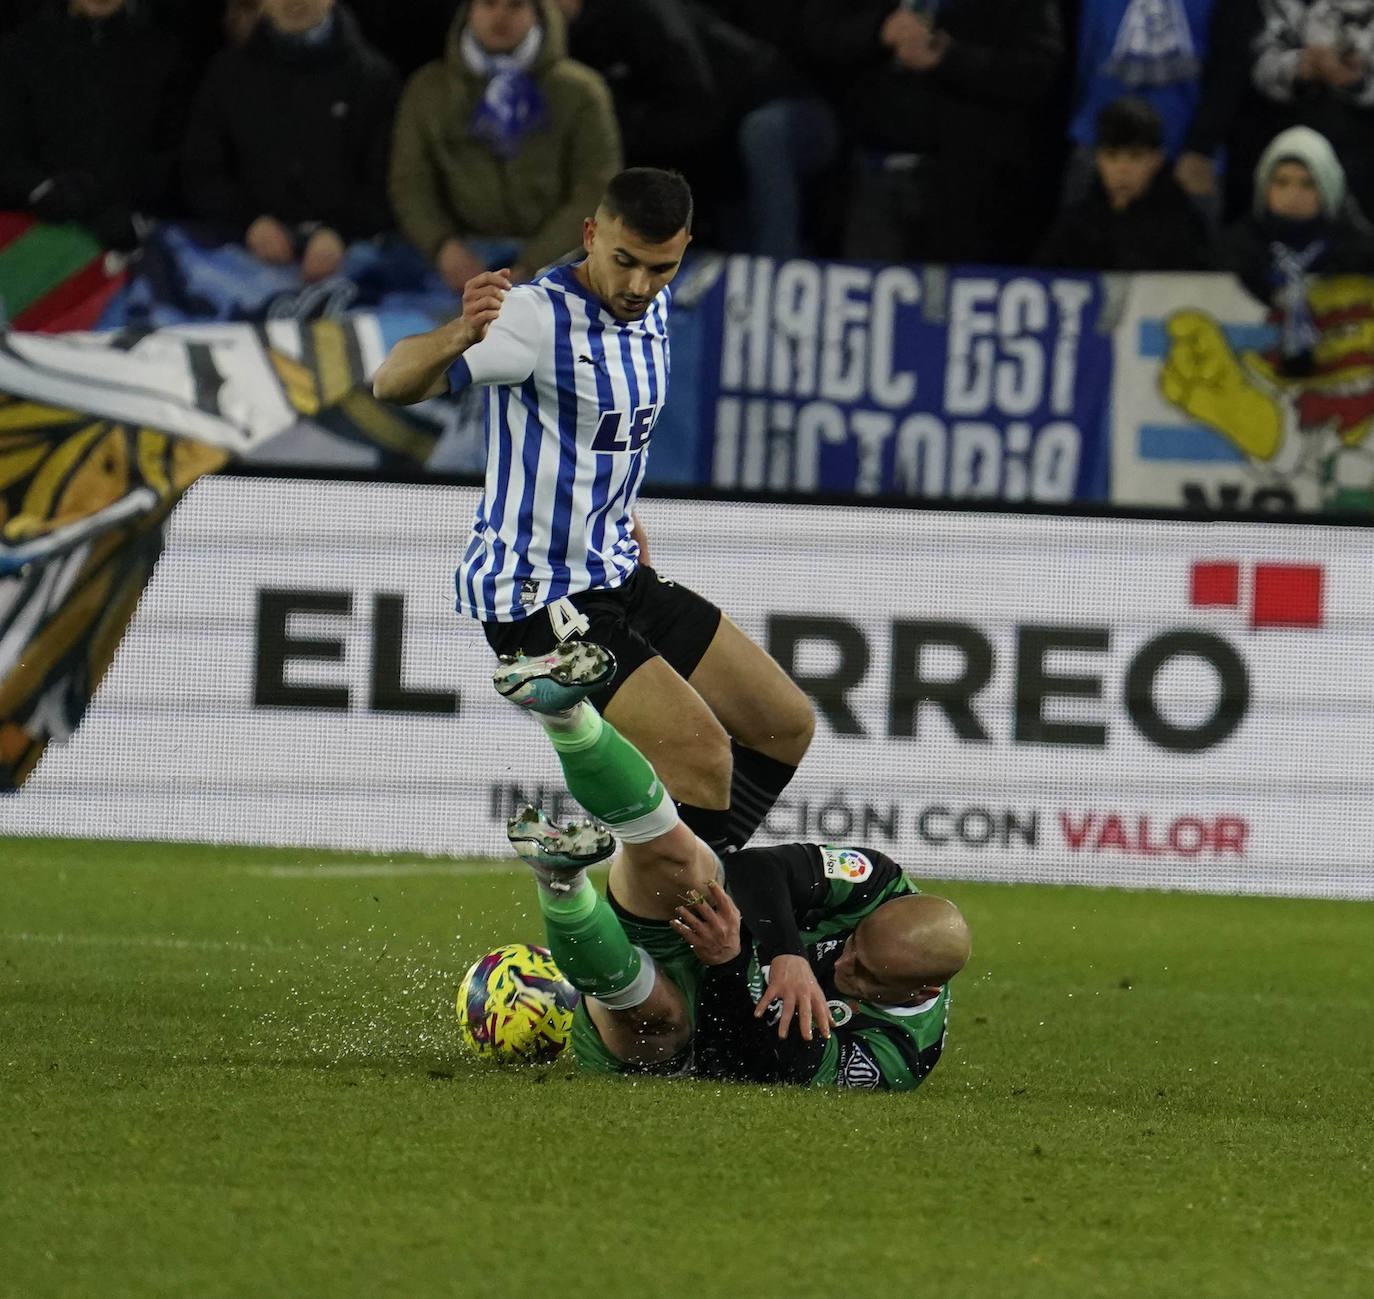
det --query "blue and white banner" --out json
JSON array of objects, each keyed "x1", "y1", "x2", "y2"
[{"x1": 667, "y1": 257, "x2": 1113, "y2": 501}]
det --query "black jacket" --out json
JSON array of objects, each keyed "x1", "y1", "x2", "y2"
[
  {"x1": 1218, "y1": 209, "x2": 1374, "y2": 306},
  {"x1": 801, "y1": 0, "x2": 1064, "y2": 263},
  {"x1": 0, "y1": 7, "x2": 187, "y2": 238},
  {"x1": 181, "y1": 5, "x2": 400, "y2": 242},
  {"x1": 1036, "y1": 169, "x2": 1213, "y2": 272}
]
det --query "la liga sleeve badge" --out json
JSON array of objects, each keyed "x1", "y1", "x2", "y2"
[{"x1": 820, "y1": 846, "x2": 873, "y2": 882}]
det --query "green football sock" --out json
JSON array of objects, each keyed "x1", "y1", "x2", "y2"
[
  {"x1": 537, "y1": 878, "x2": 642, "y2": 1001},
  {"x1": 540, "y1": 704, "x2": 665, "y2": 829}
]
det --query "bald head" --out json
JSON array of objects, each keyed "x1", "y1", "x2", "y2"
[{"x1": 834, "y1": 893, "x2": 971, "y2": 1006}]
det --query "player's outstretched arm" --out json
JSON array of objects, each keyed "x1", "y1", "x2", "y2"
[{"x1": 372, "y1": 269, "x2": 511, "y2": 405}]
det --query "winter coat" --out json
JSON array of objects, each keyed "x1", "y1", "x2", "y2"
[
  {"x1": 388, "y1": 0, "x2": 622, "y2": 272},
  {"x1": 1220, "y1": 124, "x2": 1374, "y2": 303},
  {"x1": 181, "y1": 5, "x2": 400, "y2": 242},
  {"x1": 1036, "y1": 168, "x2": 1213, "y2": 270},
  {"x1": 800, "y1": 0, "x2": 1065, "y2": 264}
]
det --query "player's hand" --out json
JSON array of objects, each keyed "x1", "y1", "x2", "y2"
[
  {"x1": 460, "y1": 268, "x2": 512, "y2": 344},
  {"x1": 756, "y1": 954, "x2": 833, "y2": 1043},
  {"x1": 437, "y1": 238, "x2": 485, "y2": 293},
  {"x1": 671, "y1": 880, "x2": 741, "y2": 966}
]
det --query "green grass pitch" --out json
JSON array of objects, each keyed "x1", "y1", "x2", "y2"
[{"x1": 2, "y1": 836, "x2": 1370, "y2": 1299}]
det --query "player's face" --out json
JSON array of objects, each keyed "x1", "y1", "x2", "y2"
[
  {"x1": 469, "y1": 0, "x2": 538, "y2": 54},
  {"x1": 261, "y1": 0, "x2": 334, "y2": 34},
  {"x1": 832, "y1": 931, "x2": 933, "y2": 1007},
  {"x1": 581, "y1": 214, "x2": 690, "y2": 321}
]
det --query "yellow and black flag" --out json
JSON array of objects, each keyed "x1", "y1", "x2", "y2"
[{"x1": 0, "y1": 319, "x2": 441, "y2": 789}]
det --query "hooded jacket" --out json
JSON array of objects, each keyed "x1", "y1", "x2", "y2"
[
  {"x1": 1251, "y1": 124, "x2": 1345, "y2": 218},
  {"x1": 1220, "y1": 125, "x2": 1374, "y2": 304},
  {"x1": 389, "y1": 0, "x2": 622, "y2": 272}
]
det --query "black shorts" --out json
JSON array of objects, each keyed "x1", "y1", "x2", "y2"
[{"x1": 480, "y1": 565, "x2": 723, "y2": 708}]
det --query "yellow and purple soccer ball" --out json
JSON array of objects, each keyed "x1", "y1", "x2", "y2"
[{"x1": 456, "y1": 943, "x2": 580, "y2": 1064}]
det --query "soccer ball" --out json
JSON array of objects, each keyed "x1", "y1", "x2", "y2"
[{"x1": 456, "y1": 943, "x2": 580, "y2": 1064}]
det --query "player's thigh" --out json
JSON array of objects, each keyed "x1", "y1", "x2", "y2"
[
  {"x1": 602, "y1": 655, "x2": 732, "y2": 809},
  {"x1": 687, "y1": 615, "x2": 815, "y2": 765},
  {"x1": 621, "y1": 566, "x2": 723, "y2": 683}
]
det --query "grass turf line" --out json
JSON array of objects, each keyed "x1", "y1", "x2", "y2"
[{"x1": 1, "y1": 836, "x2": 1370, "y2": 1299}]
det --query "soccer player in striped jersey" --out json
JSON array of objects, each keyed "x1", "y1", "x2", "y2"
[
  {"x1": 493, "y1": 643, "x2": 970, "y2": 1090},
  {"x1": 374, "y1": 168, "x2": 813, "y2": 855}
]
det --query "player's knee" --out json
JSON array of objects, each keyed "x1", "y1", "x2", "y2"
[
  {"x1": 593, "y1": 976, "x2": 692, "y2": 1065},
  {"x1": 759, "y1": 687, "x2": 815, "y2": 766},
  {"x1": 669, "y1": 719, "x2": 733, "y2": 808}
]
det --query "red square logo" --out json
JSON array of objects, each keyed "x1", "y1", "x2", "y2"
[
  {"x1": 1251, "y1": 564, "x2": 1323, "y2": 628},
  {"x1": 1190, "y1": 561, "x2": 1240, "y2": 608}
]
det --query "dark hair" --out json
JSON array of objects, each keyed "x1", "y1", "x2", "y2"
[
  {"x1": 600, "y1": 168, "x2": 694, "y2": 242},
  {"x1": 1095, "y1": 97, "x2": 1164, "y2": 151}
]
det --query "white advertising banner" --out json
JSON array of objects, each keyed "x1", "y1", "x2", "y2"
[{"x1": 4, "y1": 478, "x2": 1372, "y2": 899}]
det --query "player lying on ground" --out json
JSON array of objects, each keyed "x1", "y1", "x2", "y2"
[
  {"x1": 494, "y1": 642, "x2": 972, "y2": 1089},
  {"x1": 372, "y1": 167, "x2": 813, "y2": 857}
]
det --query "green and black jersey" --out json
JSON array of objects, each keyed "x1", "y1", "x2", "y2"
[{"x1": 696, "y1": 843, "x2": 950, "y2": 1092}]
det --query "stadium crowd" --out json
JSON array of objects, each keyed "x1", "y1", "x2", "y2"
[{"x1": 2, "y1": 0, "x2": 1374, "y2": 308}]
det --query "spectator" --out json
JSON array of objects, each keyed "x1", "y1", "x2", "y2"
[
  {"x1": 1219, "y1": 125, "x2": 1374, "y2": 373},
  {"x1": 551, "y1": 0, "x2": 717, "y2": 170},
  {"x1": 0, "y1": 0, "x2": 187, "y2": 250},
  {"x1": 1171, "y1": 0, "x2": 1264, "y2": 223},
  {"x1": 181, "y1": 0, "x2": 400, "y2": 283},
  {"x1": 686, "y1": 0, "x2": 842, "y2": 258},
  {"x1": 803, "y1": 0, "x2": 1065, "y2": 266},
  {"x1": 1037, "y1": 96, "x2": 1211, "y2": 270},
  {"x1": 389, "y1": 0, "x2": 621, "y2": 289},
  {"x1": 1063, "y1": 0, "x2": 1218, "y2": 208},
  {"x1": 1196, "y1": 0, "x2": 1374, "y2": 226}
]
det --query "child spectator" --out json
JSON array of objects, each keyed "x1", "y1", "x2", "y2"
[
  {"x1": 1064, "y1": 0, "x2": 1218, "y2": 207},
  {"x1": 1037, "y1": 96, "x2": 1211, "y2": 270},
  {"x1": 1219, "y1": 124, "x2": 1374, "y2": 373}
]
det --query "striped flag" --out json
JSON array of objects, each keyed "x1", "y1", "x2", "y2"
[{"x1": 0, "y1": 213, "x2": 127, "y2": 332}]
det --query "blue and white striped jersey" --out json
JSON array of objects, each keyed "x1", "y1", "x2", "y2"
[{"x1": 449, "y1": 262, "x2": 671, "y2": 622}]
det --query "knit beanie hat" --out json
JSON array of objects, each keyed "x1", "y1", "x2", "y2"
[{"x1": 1253, "y1": 126, "x2": 1346, "y2": 219}]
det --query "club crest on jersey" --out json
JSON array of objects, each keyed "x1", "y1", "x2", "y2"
[
  {"x1": 828, "y1": 999, "x2": 855, "y2": 1027},
  {"x1": 838, "y1": 1041, "x2": 881, "y2": 1088},
  {"x1": 821, "y1": 846, "x2": 873, "y2": 882}
]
